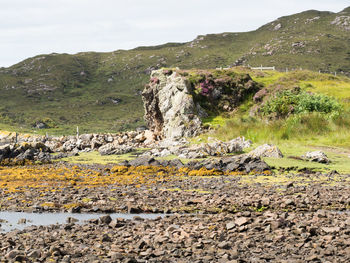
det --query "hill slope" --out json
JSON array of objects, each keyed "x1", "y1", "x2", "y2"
[{"x1": 0, "y1": 7, "x2": 349, "y2": 134}]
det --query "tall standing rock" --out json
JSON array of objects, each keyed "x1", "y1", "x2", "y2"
[{"x1": 142, "y1": 69, "x2": 202, "y2": 140}]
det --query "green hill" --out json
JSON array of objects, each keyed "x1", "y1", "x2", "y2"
[{"x1": 0, "y1": 7, "x2": 349, "y2": 134}]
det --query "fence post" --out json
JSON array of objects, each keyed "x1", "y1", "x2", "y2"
[
  {"x1": 15, "y1": 132, "x2": 18, "y2": 145},
  {"x1": 76, "y1": 126, "x2": 79, "y2": 140}
]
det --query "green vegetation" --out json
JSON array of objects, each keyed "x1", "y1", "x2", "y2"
[
  {"x1": 260, "y1": 89, "x2": 342, "y2": 118},
  {"x1": 197, "y1": 68, "x2": 350, "y2": 173},
  {"x1": 0, "y1": 7, "x2": 349, "y2": 133},
  {"x1": 263, "y1": 143, "x2": 350, "y2": 174},
  {"x1": 58, "y1": 149, "x2": 146, "y2": 165}
]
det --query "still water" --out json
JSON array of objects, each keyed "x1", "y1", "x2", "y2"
[{"x1": 0, "y1": 212, "x2": 164, "y2": 232}]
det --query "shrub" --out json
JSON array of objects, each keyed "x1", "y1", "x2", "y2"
[{"x1": 260, "y1": 89, "x2": 342, "y2": 118}]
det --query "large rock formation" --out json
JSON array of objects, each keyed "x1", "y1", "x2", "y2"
[
  {"x1": 142, "y1": 69, "x2": 260, "y2": 140},
  {"x1": 142, "y1": 69, "x2": 202, "y2": 140}
]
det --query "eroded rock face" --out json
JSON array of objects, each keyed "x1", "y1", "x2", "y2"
[{"x1": 142, "y1": 69, "x2": 202, "y2": 140}]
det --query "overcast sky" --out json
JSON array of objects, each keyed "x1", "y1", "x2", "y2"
[{"x1": 0, "y1": 0, "x2": 348, "y2": 67}]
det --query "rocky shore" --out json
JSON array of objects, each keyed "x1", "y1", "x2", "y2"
[
  {"x1": 0, "y1": 160, "x2": 349, "y2": 262},
  {"x1": 1, "y1": 210, "x2": 350, "y2": 263}
]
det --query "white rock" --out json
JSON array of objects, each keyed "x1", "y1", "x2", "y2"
[{"x1": 248, "y1": 144, "x2": 283, "y2": 158}]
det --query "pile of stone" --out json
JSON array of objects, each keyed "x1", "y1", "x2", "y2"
[
  {"x1": 0, "y1": 130, "x2": 157, "y2": 156},
  {"x1": 119, "y1": 154, "x2": 270, "y2": 173},
  {"x1": 143, "y1": 137, "x2": 252, "y2": 159},
  {"x1": 248, "y1": 144, "x2": 283, "y2": 158},
  {"x1": 0, "y1": 142, "x2": 51, "y2": 163}
]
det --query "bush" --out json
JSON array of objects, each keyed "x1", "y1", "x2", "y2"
[{"x1": 260, "y1": 89, "x2": 342, "y2": 118}]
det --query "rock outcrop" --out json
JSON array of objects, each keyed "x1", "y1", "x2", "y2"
[
  {"x1": 142, "y1": 69, "x2": 202, "y2": 140},
  {"x1": 142, "y1": 69, "x2": 260, "y2": 140}
]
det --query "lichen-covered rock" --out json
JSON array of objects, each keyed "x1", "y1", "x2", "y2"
[
  {"x1": 142, "y1": 69, "x2": 202, "y2": 140},
  {"x1": 248, "y1": 144, "x2": 283, "y2": 158}
]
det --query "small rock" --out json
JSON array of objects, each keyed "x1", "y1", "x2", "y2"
[
  {"x1": 218, "y1": 241, "x2": 230, "y2": 249},
  {"x1": 99, "y1": 215, "x2": 112, "y2": 224},
  {"x1": 226, "y1": 222, "x2": 236, "y2": 230},
  {"x1": 235, "y1": 217, "x2": 249, "y2": 226}
]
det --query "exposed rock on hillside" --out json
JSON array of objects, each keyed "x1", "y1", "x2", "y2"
[
  {"x1": 142, "y1": 69, "x2": 260, "y2": 140},
  {"x1": 331, "y1": 16, "x2": 350, "y2": 31}
]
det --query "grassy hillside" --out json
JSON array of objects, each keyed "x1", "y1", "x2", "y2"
[
  {"x1": 0, "y1": 7, "x2": 349, "y2": 134},
  {"x1": 198, "y1": 69, "x2": 350, "y2": 147}
]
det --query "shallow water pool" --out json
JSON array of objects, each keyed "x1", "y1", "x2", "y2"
[{"x1": 0, "y1": 211, "x2": 165, "y2": 232}]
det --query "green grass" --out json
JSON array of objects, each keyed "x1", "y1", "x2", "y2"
[
  {"x1": 202, "y1": 115, "x2": 227, "y2": 128},
  {"x1": 263, "y1": 142, "x2": 350, "y2": 174},
  {"x1": 59, "y1": 150, "x2": 143, "y2": 165}
]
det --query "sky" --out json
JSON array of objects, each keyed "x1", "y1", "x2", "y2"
[{"x1": 0, "y1": 0, "x2": 349, "y2": 67}]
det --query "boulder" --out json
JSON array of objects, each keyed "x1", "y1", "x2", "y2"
[
  {"x1": 0, "y1": 144, "x2": 11, "y2": 160},
  {"x1": 303, "y1": 151, "x2": 330, "y2": 164},
  {"x1": 248, "y1": 144, "x2": 283, "y2": 158}
]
